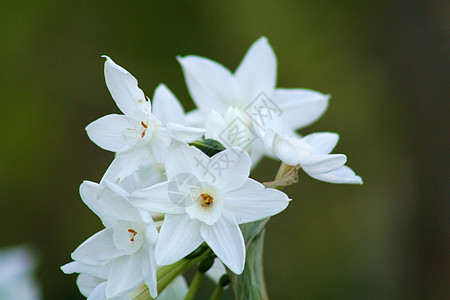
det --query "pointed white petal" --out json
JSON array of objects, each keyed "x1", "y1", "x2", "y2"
[
  {"x1": 166, "y1": 122, "x2": 205, "y2": 142},
  {"x1": 129, "y1": 182, "x2": 185, "y2": 214},
  {"x1": 101, "y1": 149, "x2": 147, "y2": 184},
  {"x1": 106, "y1": 255, "x2": 144, "y2": 298},
  {"x1": 157, "y1": 276, "x2": 188, "y2": 300},
  {"x1": 224, "y1": 178, "x2": 291, "y2": 224},
  {"x1": 307, "y1": 165, "x2": 363, "y2": 184},
  {"x1": 155, "y1": 214, "x2": 203, "y2": 266},
  {"x1": 300, "y1": 154, "x2": 347, "y2": 174},
  {"x1": 151, "y1": 84, "x2": 186, "y2": 125},
  {"x1": 61, "y1": 261, "x2": 108, "y2": 279},
  {"x1": 274, "y1": 88, "x2": 329, "y2": 129},
  {"x1": 142, "y1": 247, "x2": 158, "y2": 298},
  {"x1": 200, "y1": 213, "x2": 245, "y2": 274},
  {"x1": 235, "y1": 37, "x2": 277, "y2": 103},
  {"x1": 303, "y1": 132, "x2": 339, "y2": 154},
  {"x1": 72, "y1": 227, "x2": 124, "y2": 265},
  {"x1": 223, "y1": 178, "x2": 290, "y2": 224},
  {"x1": 177, "y1": 55, "x2": 240, "y2": 112},
  {"x1": 80, "y1": 181, "x2": 141, "y2": 226},
  {"x1": 103, "y1": 56, "x2": 146, "y2": 116},
  {"x1": 85, "y1": 114, "x2": 131, "y2": 152}
]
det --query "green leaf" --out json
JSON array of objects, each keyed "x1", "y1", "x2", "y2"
[{"x1": 190, "y1": 139, "x2": 226, "y2": 157}]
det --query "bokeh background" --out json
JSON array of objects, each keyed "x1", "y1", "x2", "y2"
[{"x1": 0, "y1": 1, "x2": 448, "y2": 299}]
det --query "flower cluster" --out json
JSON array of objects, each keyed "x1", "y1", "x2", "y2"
[{"x1": 62, "y1": 37, "x2": 362, "y2": 300}]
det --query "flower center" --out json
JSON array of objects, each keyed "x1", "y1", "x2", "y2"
[
  {"x1": 140, "y1": 121, "x2": 148, "y2": 138},
  {"x1": 128, "y1": 228, "x2": 138, "y2": 242},
  {"x1": 199, "y1": 193, "x2": 214, "y2": 208}
]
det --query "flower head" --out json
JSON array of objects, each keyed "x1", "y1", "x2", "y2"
[
  {"x1": 178, "y1": 37, "x2": 329, "y2": 161},
  {"x1": 86, "y1": 56, "x2": 204, "y2": 183},
  {"x1": 128, "y1": 140, "x2": 290, "y2": 274}
]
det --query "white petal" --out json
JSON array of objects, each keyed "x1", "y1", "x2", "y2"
[
  {"x1": 101, "y1": 149, "x2": 147, "y2": 184},
  {"x1": 106, "y1": 255, "x2": 144, "y2": 298},
  {"x1": 269, "y1": 131, "x2": 302, "y2": 166},
  {"x1": 223, "y1": 178, "x2": 290, "y2": 224},
  {"x1": 303, "y1": 132, "x2": 339, "y2": 154},
  {"x1": 103, "y1": 56, "x2": 146, "y2": 116},
  {"x1": 307, "y1": 165, "x2": 363, "y2": 184},
  {"x1": 208, "y1": 148, "x2": 252, "y2": 192},
  {"x1": 151, "y1": 84, "x2": 186, "y2": 125},
  {"x1": 72, "y1": 227, "x2": 124, "y2": 265},
  {"x1": 177, "y1": 55, "x2": 240, "y2": 112},
  {"x1": 300, "y1": 154, "x2": 347, "y2": 174},
  {"x1": 157, "y1": 276, "x2": 188, "y2": 300},
  {"x1": 235, "y1": 37, "x2": 277, "y2": 104},
  {"x1": 166, "y1": 122, "x2": 205, "y2": 143},
  {"x1": 200, "y1": 213, "x2": 245, "y2": 274},
  {"x1": 155, "y1": 214, "x2": 203, "y2": 266},
  {"x1": 86, "y1": 114, "x2": 131, "y2": 152},
  {"x1": 129, "y1": 181, "x2": 185, "y2": 214},
  {"x1": 61, "y1": 261, "x2": 108, "y2": 279},
  {"x1": 80, "y1": 181, "x2": 141, "y2": 227},
  {"x1": 274, "y1": 88, "x2": 329, "y2": 129},
  {"x1": 142, "y1": 247, "x2": 158, "y2": 298}
]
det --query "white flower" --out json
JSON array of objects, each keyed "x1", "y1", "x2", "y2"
[
  {"x1": 128, "y1": 140, "x2": 290, "y2": 274},
  {"x1": 264, "y1": 128, "x2": 363, "y2": 184},
  {"x1": 178, "y1": 37, "x2": 329, "y2": 160},
  {"x1": 86, "y1": 56, "x2": 204, "y2": 183},
  {"x1": 0, "y1": 246, "x2": 41, "y2": 300},
  {"x1": 68, "y1": 181, "x2": 159, "y2": 298},
  {"x1": 61, "y1": 262, "x2": 188, "y2": 300}
]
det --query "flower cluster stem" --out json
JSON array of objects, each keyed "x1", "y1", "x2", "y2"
[
  {"x1": 209, "y1": 285, "x2": 223, "y2": 300},
  {"x1": 184, "y1": 271, "x2": 204, "y2": 300}
]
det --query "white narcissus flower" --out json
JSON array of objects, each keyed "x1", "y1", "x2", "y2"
[
  {"x1": 61, "y1": 261, "x2": 188, "y2": 300},
  {"x1": 128, "y1": 140, "x2": 290, "y2": 274},
  {"x1": 178, "y1": 37, "x2": 329, "y2": 162},
  {"x1": 68, "y1": 181, "x2": 159, "y2": 298},
  {"x1": 264, "y1": 128, "x2": 362, "y2": 184},
  {"x1": 86, "y1": 56, "x2": 204, "y2": 183}
]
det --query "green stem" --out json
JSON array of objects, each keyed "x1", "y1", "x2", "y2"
[
  {"x1": 209, "y1": 285, "x2": 223, "y2": 300},
  {"x1": 157, "y1": 250, "x2": 211, "y2": 294},
  {"x1": 184, "y1": 271, "x2": 204, "y2": 300}
]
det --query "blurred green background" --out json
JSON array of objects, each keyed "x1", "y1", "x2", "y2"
[{"x1": 0, "y1": 0, "x2": 447, "y2": 299}]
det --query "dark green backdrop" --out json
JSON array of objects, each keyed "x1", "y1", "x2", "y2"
[{"x1": 0, "y1": 1, "x2": 447, "y2": 299}]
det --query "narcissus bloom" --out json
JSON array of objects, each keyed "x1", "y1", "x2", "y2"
[
  {"x1": 86, "y1": 56, "x2": 204, "y2": 183},
  {"x1": 264, "y1": 128, "x2": 362, "y2": 184},
  {"x1": 128, "y1": 140, "x2": 290, "y2": 274},
  {"x1": 178, "y1": 37, "x2": 329, "y2": 162},
  {"x1": 68, "y1": 181, "x2": 159, "y2": 298}
]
